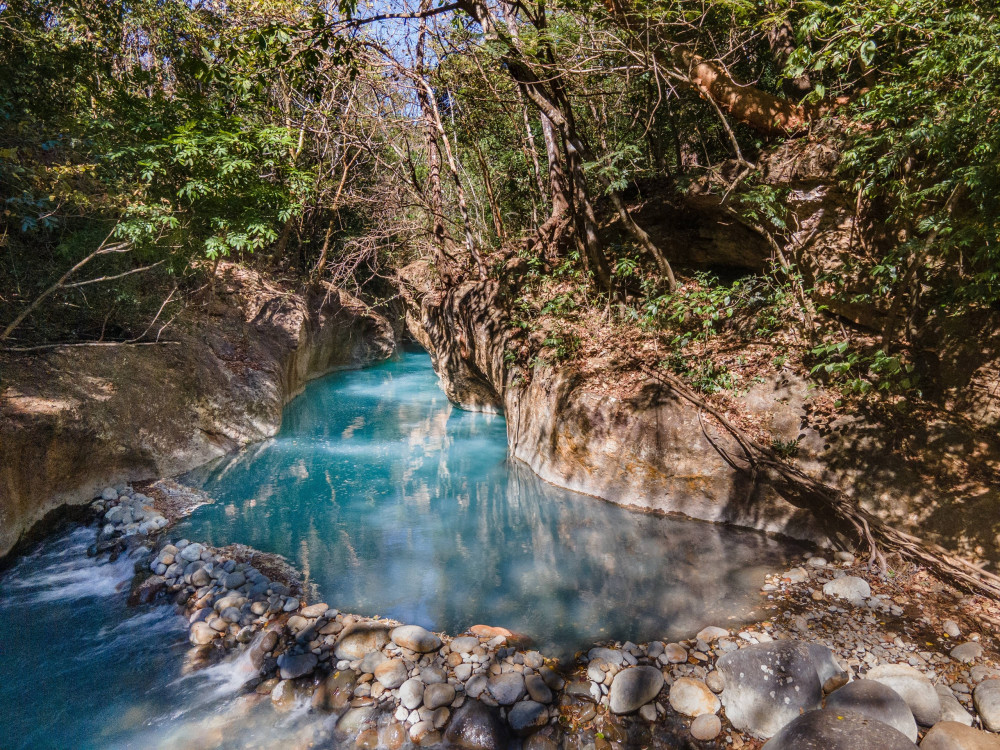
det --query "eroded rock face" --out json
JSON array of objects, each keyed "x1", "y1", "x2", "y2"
[
  {"x1": 398, "y1": 262, "x2": 829, "y2": 544},
  {"x1": 0, "y1": 264, "x2": 395, "y2": 558}
]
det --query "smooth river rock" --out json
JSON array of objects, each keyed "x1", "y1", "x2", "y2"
[
  {"x1": 762, "y1": 709, "x2": 917, "y2": 749},
  {"x1": 392, "y1": 624, "x2": 442, "y2": 653},
  {"x1": 936, "y1": 684, "x2": 974, "y2": 725},
  {"x1": 608, "y1": 666, "x2": 664, "y2": 715},
  {"x1": 691, "y1": 714, "x2": 722, "y2": 741},
  {"x1": 424, "y1": 683, "x2": 456, "y2": 710},
  {"x1": 668, "y1": 677, "x2": 719, "y2": 717},
  {"x1": 822, "y1": 575, "x2": 871, "y2": 604},
  {"x1": 868, "y1": 664, "x2": 942, "y2": 726},
  {"x1": 443, "y1": 699, "x2": 510, "y2": 750},
  {"x1": 277, "y1": 651, "x2": 317, "y2": 680},
  {"x1": 508, "y1": 701, "x2": 547, "y2": 736},
  {"x1": 334, "y1": 623, "x2": 392, "y2": 660},
  {"x1": 375, "y1": 658, "x2": 409, "y2": 689},
  {"x1": 717, "y1": 640, "x2": 842, "y2": 738},
  {"x1": 974, "y1": 679, "x2": 1000, "y2": 731},
  {"x1": 451, "y1": 636, "x2": 479, "y2": 654},
  {"x1": 488, "y1": 673, "x2": 526, "y2": 705},
  {"x1": 952, "y1": 642, "x2": 985, "y2": 664},
  {"x1": 825, "y1": 679, "x2": 918, "y2": 741},
  {"x1": 189, "y1": 621, "x2": 218, "y2": 645},
  {"x1": 400, "y1": 678, "x2": 425, "y2": 710},
  {"x1": 525, "y1": 674, "x2": 553, "y2": 704},
  {"x1": 920, "y1": 721, "x2": 1000, "y2": 750}
]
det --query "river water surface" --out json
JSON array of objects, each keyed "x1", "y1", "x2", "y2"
[{"x1": 0, "y1": 349, "x2": 803, "y2": 749}]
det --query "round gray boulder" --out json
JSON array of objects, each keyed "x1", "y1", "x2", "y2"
[
  {"x1": 392, "y1": 624, "x2": 443, "y2": 653},
  {"x1": 487, "y1": 673, "x2": 526, "y2": 706},
  {"x1": 444, "y1": 699, "x2": 510, "y2": 750},
  {"x1": 867, "y1": 664, "x2": 941, "y2": 726},
  {"x1": 920, "y1": 721, "x2": 1000, "y2": 750},
  {"x1": 825, "y1": 679, "x2": 917, "y2": 741},
  {"x1": 508, "y1": 701, "x2": 547, "y2": 736},
  {"x1": 608, "y1": 666, "x2": 664, "y2": 715},
  {"x1": 277, "y1": 651, "x2": 317, "y2": 680},
  {"x1": 974, "y1": 679, "x2": 1000, "y2": 732},
  {"x1": 762, "y1": 709, "x2": 917, "y2": 749},
  {"x1": 717, "y1": 640, "x2": 841, "y2": 738}
]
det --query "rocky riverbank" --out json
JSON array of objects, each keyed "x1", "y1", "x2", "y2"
[
  {"x1": 0, "y1": 264, "x2": 395, "y2": 559},
  {"x1": 81, "y1": 482, "x2": 1000, "y2": 749}
]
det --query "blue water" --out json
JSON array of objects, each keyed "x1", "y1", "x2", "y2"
[
  {"x1": 176, "y1": 350, "x2": 799, "y2": 653},
  {"x1": 0, "y1": 348, "x2": 802, "y2": 749}
]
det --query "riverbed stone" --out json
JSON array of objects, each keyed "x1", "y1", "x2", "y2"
[
  {"x1": 761, "y1": 709, "x2": 917, "y2": 749},
  {"x1": 424, "y1": 683, "x2": 456, "y2": 710},
  {"x1": 360, "y1": 650, "x2": 388, "y2": 674},
  {"x1": 525, "y1": 673, "x2": 553, "y2": 703},
  {"x1": 392, "y1": 625, "x2": 443, "y2": 653},
  {"x1": 663, "y1": 643, "x2": 688, "y2": 663},
  {"x1": 300, "y1": 602, "x2": 328, "y2": 617},
  {"x1": 420, "y1": 665, "x2": 447, "y2": 684},
  {"x1": 335, "y1": 623, "x2": 392, "y2": 660},
  {"x1": 375, "y1": 658, "x2": 409, "y2": 689},
  {"x1": 669, "y1": 677, "x2": 719, "y2": 717},
  {"x1": 974, "y1": 679, "x2": 1000, "y2": 731},
  {"x1": 189, "y1": 621, "x2": 218, "y2": 645},
  {"x1": 271, "y1": 679, "x2": 297, "y2": 711},
  {"x1": 400, "y1": 678, "x2": 425, "y2": 710},
  {"x1": 452, "y1": 636, "x2": 479, "y2": 654},
  {"x1": 825, "y1": 679, "x2": 918, "y2": 741},
  {"x1": 488, "y1": 673, "x2": 526, "y2": 705},
  {"x1": 312, "y1": 669, "x2": 358, "y2": 712},
  {"x1": 539, "y1": 667, "x2": 564, "y2": 691},
  {"x1": 920, "y1": 721, "x2": 1000, "y2": 750},
  {"x1": 822, "y1": 575, "x2": 871, "y2": 604},
  {"x1": 936, "y1": 684, "x2": 974, "y2": 725},
  {"x1": 717, "y1": 640, "x2": 839, "y2": 738},
  {"x1": 179, "y1": 543, "x2": 204, "y2": 562},
  {"x1": 508, "y1": 701, "x2": 547, "y2": 736},
  {"x1": 444, "y1": 699, "x2": 510, "y2": 750},
  {"x1": 588, "y1": 647, "x2": 624, "y2": 666},
  {"x1": 952, "y1": 642, "x2": 985, "y2": 664},
  {"x1": 249, "y1": 630, "x2": 279, "y2": 669},
  {"x1": 868, "y1": 664, "x2": 942, "y2": 726},
  {"x1": 696, "y1": 626, "x2": 729, "y2": 643},
  {"x1": 608, "y1": 666, "x2": 664, "y2": 715},
  {"x1": 278, "y1": 651, "x2": 317, "y2": 679},
  {"x1": 691, "y1": 714, "x2": 722, "y2": 741}
]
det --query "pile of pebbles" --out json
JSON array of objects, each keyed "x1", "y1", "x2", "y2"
[
  {"x1": 83, "y1": 487, "x2": 1000, "y2": 749},
  {"x1": 87, "y1": 485, "x2": 169, "y2": 559}
]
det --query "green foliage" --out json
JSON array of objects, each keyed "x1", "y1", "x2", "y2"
[
  {"x1": 808, "y1": 341, "x2": 918, "y2": 396},
  {"x1": 635, "y1": 270, "x2": 794, "y2": 342},
  {"x1": 770, "y1": 436, "x2": 800, "y2": 458},
  {"x1": 662, "y1": 352, "x2": 736, "y2": 394},
  {"x1": 781, "y1": 0, "x2": 1000, "y2": 306}
]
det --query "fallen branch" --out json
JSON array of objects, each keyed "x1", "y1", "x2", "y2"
[{"x1": 3, "y1": 340, "x2": 181, "y2": 352}]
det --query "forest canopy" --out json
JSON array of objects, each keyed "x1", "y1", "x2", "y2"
[{"x1": 1, "y1": 0, "x2": 998, "y2": 407}]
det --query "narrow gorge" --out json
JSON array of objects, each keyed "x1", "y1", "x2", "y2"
[{"x1": 4, "y1": 0, "x2": 1000, "y2": 748}]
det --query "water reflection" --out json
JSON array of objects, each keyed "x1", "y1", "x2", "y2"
[{"x1": 177, "y1": 351, "x2": 802, "y2": 656}]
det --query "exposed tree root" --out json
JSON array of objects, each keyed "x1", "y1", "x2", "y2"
[{"x1": 635, "y1": 358, "x2": 1000, "y2": 601}]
